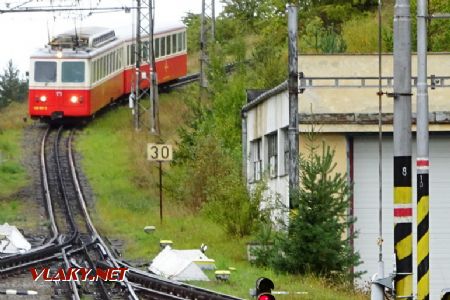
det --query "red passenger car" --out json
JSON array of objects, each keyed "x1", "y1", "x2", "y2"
[{"x1": 29, "y1": 23, "x2": 187, "y2": 121}]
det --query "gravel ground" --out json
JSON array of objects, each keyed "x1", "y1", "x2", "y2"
[{"x1": 21, "y1": 124, "x2": 51, "y2": 242}]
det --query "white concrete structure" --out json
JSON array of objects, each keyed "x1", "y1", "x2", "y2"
[
  {"x1": 242, "y1": 54, "x2": 450, "y2": 298},
  {"x1": 0, "y1": 223, "x2": 31, "y2": 254},
  {"x1": 149, "y1": 246, "x2": 210, "y2": 281}
]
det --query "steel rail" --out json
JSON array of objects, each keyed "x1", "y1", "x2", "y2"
[
  {"x1": 54, "y1": 126, "x2": 80, "y2": 300},
  {"x1": 110, "y1": 261, "x2": 244, "y2": 300},
  {"x1": 67, "y1": 130, "x2": 138, "y2": 300}
]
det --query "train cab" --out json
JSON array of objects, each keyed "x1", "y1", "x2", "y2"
[{"x1": 29, "y1": 57, "x2": 90, "y2": 120}]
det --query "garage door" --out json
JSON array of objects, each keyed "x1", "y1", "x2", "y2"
[{"x1": 354, "y1": 135, "x2": 450, "y2": 298}]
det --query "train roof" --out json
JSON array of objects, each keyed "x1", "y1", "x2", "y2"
[{"x1": 30, "y1": 22, "x2": 185, "y2": 59}]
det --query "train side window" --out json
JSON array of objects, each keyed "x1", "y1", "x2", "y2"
[
  {"x1": 109, "y1": 53, "x2": 112, "y2": 74},
  {"x1": 107, "y1": 53, "x2": 111, "y2": 75},
  {"x1": 131, "y1": 44, "x2": 136, "y2": 64},
  {"x1": 98, "y1": 58, "x2": 101, "y2": 79},
  {"x1": 161, "y1": 38, "x2": 165, "y2": 57},
  {"x1": 105, "y1": 55, "x2": 108, "y2": 76},
  {"x1": 92, "y1": 61, "x2": 95, "y2": 83},
  {"x1": 62, "y1": 61, "x2": 85, "y2": 83},
  {"x1": 110, "y1": 53, "x2": 114, "y2": 73},
  {"x1": 182, "y1": 31, "x2": 186, "y2": 51},
  {"x1": 34, "y1": 61, "x2": 57, "y2": 83},
  {"x1": 96, "y1": 60, "x2": 99, "y2": 82},
  {"x1": 114, "y1": 51, "x2": 117, "y2": 70},
  {"x1": 166, "y1": 36, "x2": 171, "y2": 55},
  {"x1": 155, "y1": 38, "x2": 160, "y2": 58},
  {"x1": 172, "y1": 34, "x2": 177, "y2": 53},
  {"x1": 95, "y1": 60, "x2": 99, "y2": 82},
  {"x1": 143, "y1": 41, "x2": 149, "y2": 61},
  {"x1": 103, "y1": 57, "x2": 106, "y2": 78},
  {"x1": 177, "y1": 33, "x2": 182, "y2": 52},
  {"x1": 127, "y1": 45, "x2": 130, "y2": 65}
]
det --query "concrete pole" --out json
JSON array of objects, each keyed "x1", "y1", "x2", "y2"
[
  {"x1": 134, "y1": 0, "x2": 141, "y2": 131},
  {"x1": 148, "y1": 0, "x2": 159, "y2": 135},
  {"x1": 242, "y1": 111, "x2": 248, "y2": 179},
  {"x1": 416, "y1": 0, "x2": 430, "y2": 298},
  {"x1": 200, "y1": 0, "x2": 207, "y2": 88},
  {"x1": 287, "y1": 4, "x2": 299, "y2": 208},
  {"x1": 393, "y1": 0, "x2": 413, "y2": 298},
  {"x1": 211, "y1": 0, "x2": 215, "y2": 41}
]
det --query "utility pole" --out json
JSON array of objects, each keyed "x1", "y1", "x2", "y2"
[
  {"x1": 287, "y1": 4, "x2": 299, "y2": 208},
  {"x1": 393, "y1": 0, "x2": 413, "y2": 299},
  {"x1": 133, "y1": 0, "x2": 159, "y2": 134},
  {"x1": 199, "y1": 0, "x2": 215, "y2": 90},
  {"x1": 416, "y1": 0, "x2": 429, "y2": 298}
]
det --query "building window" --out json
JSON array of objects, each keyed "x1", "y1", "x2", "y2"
[
  {"x1": 251, "y1": 139, "x2": 262, "y2": 181},
  {"x1": 282, "y1": 128, "x2": 289, "y2": 175},
  {"x1": 267, "y1": 133, "x2": 278, "y2": 178}
]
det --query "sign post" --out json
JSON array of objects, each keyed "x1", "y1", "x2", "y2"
[{"x1": 147, "y1": 143, "x2": 173, "y2": 223}]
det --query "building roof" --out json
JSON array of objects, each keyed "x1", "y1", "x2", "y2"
[{"x1": 242, "y1": 54, "x2": 450, "y2": 128}]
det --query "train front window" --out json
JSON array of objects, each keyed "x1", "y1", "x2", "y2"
[
  {"x1": 62, "y1": 61, "x2": 85, "y2": 83},
  {"x1": 34, "y1": 61, "x2": 56, "y2": 82}
]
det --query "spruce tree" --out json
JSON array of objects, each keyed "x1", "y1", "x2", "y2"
[
  {"x1": 256, "y1": 137, "x2": 361, "y2": 280},
  {"x1": 0, "y1": 60, "x2": 28, "y2": 107}
]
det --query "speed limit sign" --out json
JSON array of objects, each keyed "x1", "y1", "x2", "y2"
[{"x1": 147, "y1": 144, "x2": 173, "y2": 161}]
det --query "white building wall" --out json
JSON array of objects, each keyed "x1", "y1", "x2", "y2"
[{"x1": 246, "y1": 90, "x2": 290, "y2": 210}]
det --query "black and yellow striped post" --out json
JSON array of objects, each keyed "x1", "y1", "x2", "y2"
[
  {"x1": 394, "y1": 157, "x2": 413, "y2": 298},
  {"x1": 417, "y1": 159, "x2": 429, "y2": 299},
  {"x1": 393, "y1": 0, "x2": 413, "y2": 298}
]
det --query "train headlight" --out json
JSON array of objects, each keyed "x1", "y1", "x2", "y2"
[
  {"x1": 39, "y1": 95, "x2": 47, "y2": 102},
  {"x1": 56, "y1": 51, "x2": 63, "y2": 58},
  {"x1": 70, "y1": 96, "x2": 79, "y2": 104}
]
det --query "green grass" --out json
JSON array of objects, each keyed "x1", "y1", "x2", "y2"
[
  {"x1": 76, "y1": 95, "x2": 368, "y2": 300},
  {"x1": 0, "y1": 199, "x2": 25, "y2": 223},
  {"x1": 0, "y1": 102, "x2": 28, "y2": 200}
]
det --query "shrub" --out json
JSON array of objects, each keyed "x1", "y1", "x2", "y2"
[{"x1": 254, "y1": 139, "x2": 361, "y2": 281}]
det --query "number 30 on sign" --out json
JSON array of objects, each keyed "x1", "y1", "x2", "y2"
[{"x1": 147, "y1": 144, "x2": 173, "y2": 161}]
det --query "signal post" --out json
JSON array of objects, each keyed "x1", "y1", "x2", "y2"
[{"x1": 147, "y1": 143, "x2": 173, "y2": 223}]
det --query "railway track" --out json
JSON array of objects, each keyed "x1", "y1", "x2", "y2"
[
  {"x1": 0, "y1": 126, "x2": 244, "y2": 300},
  {"x1": 160, "y1": 63, "x2": 238, "y2": 92}
]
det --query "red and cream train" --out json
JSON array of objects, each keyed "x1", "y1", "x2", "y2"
[{"x1": 29, "y1": 23, "x2": 187, "y2": 121}]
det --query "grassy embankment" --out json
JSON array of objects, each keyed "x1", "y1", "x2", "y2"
[
  {"x1": 0, "y1": 102, "x2": 30, "y2": 225},
  {"x1": 76, "y1": 90, "x2": 368, "y2": 300}
]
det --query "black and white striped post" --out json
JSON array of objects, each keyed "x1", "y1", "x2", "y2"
[{"x1": 0, "y1": 289, "x2": 38, "y2": 296}]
